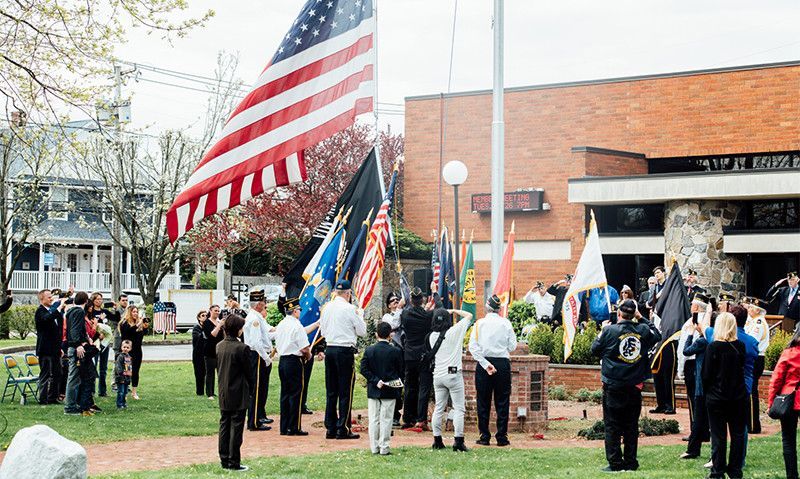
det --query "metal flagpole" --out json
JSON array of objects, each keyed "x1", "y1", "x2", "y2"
[{"x1": 490, "y1": 0, "x2": 505, "y2": 288}]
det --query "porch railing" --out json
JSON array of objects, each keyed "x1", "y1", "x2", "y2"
[{"x1": 9, "y1": 271, "x2": 181, "y2": 294}]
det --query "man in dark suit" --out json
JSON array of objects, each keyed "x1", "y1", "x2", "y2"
[
  {"x1": 35, "y1": 289, "x2": 65, "y2": 404},
  {"x1": 400, "y1": 287, "x2": 434, "y2": 430},
  {"x1": 547, "y1": 275, "x2": 572, "y2": 328},
  {"x1": 216, "y1": 314, "x2": 253, "y2": 472},
  {"x1": 767, "y1": 272, "x2": 800, "y2": 324},
  {"x1": 360, "y1": 321, "x2": 404, "y2": 455}
]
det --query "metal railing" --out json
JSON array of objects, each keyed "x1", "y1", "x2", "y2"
[{"x1": 10, "y1": 271, "x2": 181, "y2": 293}]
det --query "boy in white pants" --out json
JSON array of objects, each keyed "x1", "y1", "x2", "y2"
[{"x1": 360, "y1": 322, "x2": 404, "y2": 455}]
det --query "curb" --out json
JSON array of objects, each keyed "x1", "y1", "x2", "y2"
[{"x1": 0, "y1": 340, "x2": 192, "y2": 355}]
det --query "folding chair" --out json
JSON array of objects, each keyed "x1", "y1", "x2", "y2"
[
  {"x1": 2, "y1": 355, "x2": 38, "y2": 404},
  {"x1": 23, "y1": 353, "x2": 41, "y2": 398}
]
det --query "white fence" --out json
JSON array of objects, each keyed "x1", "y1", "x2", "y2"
[{"x1": 9, "y1": 271, "x2": 181, "y2": 293}]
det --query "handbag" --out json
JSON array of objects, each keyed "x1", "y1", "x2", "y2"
[
  {"x1": 420, "y1": 331, "x2": 446, "y2": 373},
  {"x1": 768, "y1": 382, "x2": 800, "y2": 420}
]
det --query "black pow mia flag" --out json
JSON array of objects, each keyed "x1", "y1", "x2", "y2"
[{"x1": 650, "y1": 261, "x2": 691, "y2": 370}]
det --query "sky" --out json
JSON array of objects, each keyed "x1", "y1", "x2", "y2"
[{"x1": 113, "y1": 0, "x2": 800, "y2": 137}]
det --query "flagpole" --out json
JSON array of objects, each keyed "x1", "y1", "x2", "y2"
[{"x1": 490, "y1": 0, "x2": 505, "y2": 288}]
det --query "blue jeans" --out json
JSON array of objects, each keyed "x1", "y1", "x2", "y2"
[
  {"x1": 116, "y1": 383, "x2": 128, "y2": 408},
  {"x1": 96, "y1": 346, "x2": 109, "y2": 396},
  {"x1": 64, "y1": 348, "x2": 81, "y2": 413}
]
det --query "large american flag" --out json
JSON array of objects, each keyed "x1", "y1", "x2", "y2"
[
  {"x1": 167, "y1": 0, "x2": 375, "y2": 243},
  {"x1": 153, "y1": 301, "x2": 177, "y2": 334}
]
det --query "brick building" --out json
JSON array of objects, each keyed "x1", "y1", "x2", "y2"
[{"x1": 403, "y1": 60, "x2": 800, "y2": 308}]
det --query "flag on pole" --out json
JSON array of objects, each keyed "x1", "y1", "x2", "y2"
[
  {"x1": 431, "y1": 233, "x2": 440, "y2": 293},
  {"x1": 460, "y1": 230, "x2": 466, "y2": 271},
  {"x1": 437, "y1": 227, "x2": 453, "y2": 308},
  {"x1": 167, "y1": 0, "x2": 376, "y2": 243},
  {"x1": 651, "y1": 261, "x2": 691, "y2": 372},
  {"x1": 354, "y1": 165, "x2": 399, "y2": 309},
  {"x1": 492, "y1": 221, "x2": 516, "y2": 317},
  {"x1": 459, "y1": 236, "x2": 476, "y2": 317},
  {"x1": 299, "y1": 227, "x2": 345, "y2": 342},
  {"x1": 563, "y1": 212, "x2": 608, "y2": 361},
  {"x1": 336, "y1": 208, "x2": 373, "y2": 284}
]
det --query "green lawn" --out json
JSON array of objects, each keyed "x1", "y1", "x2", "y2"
[
  {"x1": 0, "y1": 360, "x2": 365, "y2": 445},
  {"x1": 0, "y1": 337, "x2": 36, "y2": 350},
  {"x1": 97, "y1": 434, "x2": 787, "y2": 479}
]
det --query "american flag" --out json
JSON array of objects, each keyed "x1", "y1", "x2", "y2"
[
  {"x1": 167, "y1": 0, "x2": 375, "y2": 243},
  {"x1": 354, "y1": 165, "x2": 398, "y2": 309},
  {"x1": 153, "y1": 301, "x2": 177, "y2": 334}
]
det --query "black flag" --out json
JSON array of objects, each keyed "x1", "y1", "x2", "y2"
[
  {"x1": 650, "y1": 261, "x2": 691, "y2": 370},
  {"x1": 283, "y1": 149, "x2": 383, "y2": 298}
]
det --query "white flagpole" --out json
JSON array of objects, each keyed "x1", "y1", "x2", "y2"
[{"x1": 490, "y1": 0, "x2": 505, "y2": 288}]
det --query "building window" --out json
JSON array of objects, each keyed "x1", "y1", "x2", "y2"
[
  {"x1": 592, "y1": 204, "x2": 664, "y2": 234},
  {"x1": 649, "y1": 151, "x2": 800, "y2": 174},
  {"x1": 67, "y1": 253, "x2": 77, "y2": 272},
  {"x1": 48, "y1": 186, "x2": 69, "y2": 221},
  {"x1": 727, "y1": 200, "x2": 800, "y2": 231}
]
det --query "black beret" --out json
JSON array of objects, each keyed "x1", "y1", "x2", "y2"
[{"x1": 618, "y1": 299, "x2": 637, "y2": 316}]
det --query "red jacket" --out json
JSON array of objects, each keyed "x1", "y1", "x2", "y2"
[{"x1": 769, "y1": 346, "x2": 800, "y2": 411}]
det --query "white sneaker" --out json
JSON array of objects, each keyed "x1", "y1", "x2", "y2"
[{"x1": 703, "y1": 460, "x2": 712, "y2": 468}]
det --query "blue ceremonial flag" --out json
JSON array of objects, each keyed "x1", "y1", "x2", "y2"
[
  {"x1": 299, "y1": 227, "x2": 345, "y2": 342},
  {"x1": 336, "y1": 208, "x2": 373, "y2": 285},
  {"x1": 437, "y1": 227, "x2": 453, "y2": 308}
]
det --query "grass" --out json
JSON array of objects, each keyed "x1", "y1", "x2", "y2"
[
  {"x1": 96, "y1": 434, "x2": 787, "y2": 479},
  {"x1": 0, "y1": 337, "x2": 36, "y2": 350},
  {"x1": 0, "y1": 360, "x2": 366, "y2": 445},
  {"x1": 0, "y1": 333, "x2": 191, "y2": 352}
]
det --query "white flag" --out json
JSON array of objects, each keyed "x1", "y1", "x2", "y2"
[{"x1": 563, "y1": 212, "x2": 609, "y2": 360}]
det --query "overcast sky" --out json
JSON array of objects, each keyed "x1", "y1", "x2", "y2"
[{"x1": 114, "y1": 0, "x2": 800, "y2": 137}]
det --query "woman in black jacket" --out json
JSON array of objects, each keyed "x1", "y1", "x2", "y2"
[
  {"x1": 201, "y1": 305, "x2": 223, "y2": 399},
  {"x1": 119, "y1": 305, "x2": 149, "y2": 400},
  {"x1": 702, "y1": 312, "x2": 747, "y2": 479},
  {"x1": 192, "y1": 310, "x2": 207, "y2": 396}
]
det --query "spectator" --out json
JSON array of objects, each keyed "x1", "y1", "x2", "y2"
[
  {"x1": 399, "y1": 287, "x2": 433, "y2": 431},
  {"x1": 192, "y1": 310, "x2": 207, "y2": 396},
  {"x1": 114, "y1": 339, "x2": 133, "y2": 409},
  {"x1": 680, "y1": 306, "x2": 714, "y2": 460},
  {"x1": 202, "y1": 305, "x2": 224, "y2": 400},
  {"x1": 88, "y1": 292, "x2": 113, "y2": 397},
  {"x1": 360, "y1": 321, "x2": 403, "y2": 455},
  {"x1": 34, "y1": 289, "x2": 66, "y2": 404},
  {"x1": 768, "y1": 326, "x2": 800, "y2": 479},
  {"x1": 64, "y1": 292, "x2": 90, "y2": 415},
  {"x1": 702, "y1": 312, "x2": 747, "y2": 479},
  {"x1": 109, "y1": 294, "x2": 128, "y2": 358},
  {"x1": 216, "y1": 314, "x2": 252, "y2": 472},
  {"x1": 119, "y1": 305, "x2": 148, "y2": 400},
  {"x1": 619, "y1": 285, "x2": 635, "y2": 302},
  {"x1": 523, "y1": 281, "x2": 554, "y2": 323},
  {"x1": 547, "y1": 275, "x2": 572, "y2": 328},
  {"x1": 78, "y1": 303, "x2": 101, "y2": 414}
]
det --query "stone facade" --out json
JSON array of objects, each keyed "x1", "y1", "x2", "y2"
[{"x1": 664, "y1": 200, "x2": 744, "y2": 295}]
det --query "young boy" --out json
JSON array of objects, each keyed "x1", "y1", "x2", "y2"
[
  {"x1": 114, "y1": 340, "x2": 133, "y2": 409},
  {"x1": 216, "y1": 314, "x2": 252, "y2": 472},
  {"x1": 360, "y1": 321, "x2": 404, "y2": 455}
]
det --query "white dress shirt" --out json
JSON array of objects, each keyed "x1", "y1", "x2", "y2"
[
  {"x1": 319, "y1": 296, "x2": 366, "y2": 347},
  {"x1": 428, "y1": 317, "x2": 473, "y2": 379},
  {"x1": 745, "y1": 315, "x2": 770, "y2": 356},
  {"x1": 381, "y1": 310, "x2": 402, "y2": 330},
  {"x1": 523, "y1": 291, "x2": 555, "y2": 319},
  {"x1": 676, "y1": 318, "x2": 696, "y2": 378},
  {"x1": 275, "y1": 315, "x2": 310, "y2": 356},
  {"x1": 243, "y1": 308, "x2": 274, "y2": 365},
  {"x1": 468, "y1": 312, "x2": 518, "y2": 371}
]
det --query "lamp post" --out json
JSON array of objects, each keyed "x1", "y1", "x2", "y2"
[{"x1": 442, "y1": 160, "x2": 468, "y2": 309}]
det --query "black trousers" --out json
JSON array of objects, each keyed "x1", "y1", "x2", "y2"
[
  {"x1": 781, "y1": 409, "x2": 800, "y2": 479},
  {"x1": 686, "y1": 394, "x2": 710, "y2": 456},
  {"x1": 750, "y1": 355, "x2": 765, "y2": 434},
  {"x1": 192, "y1": 351, "x2": 205, "y2": 396},
  {"x1": 204, "y1": 357, "x2": 217, "y2": 397},
  {"x1": 37, "y1": 354, "x2": 61, "y2": 404},
  {"x1": 130, "y1": 348, "x2": 142, "y2": 388},
  {"x1": 301, "y1": 356, "x2": 313, "y2": 410},
  {"x1": 279, "y1": 355, "x2": 305, "y2": 434},
  {"x1": 707, "y1": 397, "x2": 746, "y2": 479},
  {"x1": 219, "y1": 408, "x2": 246, "y2": 468},
  {"x1": 653, "y1": 341, "x2": 677, "y2": 411},
  {"x1": 402, "y1": 360, "x2": 433, "y2": 425},
  {"x1": 247, "y1": 352, "x2": 270, "y2": 429},
  {"x1": 59, "y1": 352, "x2": 69, "y2": 396},
  {"x1": 475, "y1": 357, "x2": 512, "y2": 441},
  {"x1": 602, "y1": 384, "x2": 642, "y2": 471},
  {"x1": 684, "y1": 360, "x2": 696, "y2": 424},
  {"x1": 324, "y1": 346, "x2": 356, "y2": 435}
]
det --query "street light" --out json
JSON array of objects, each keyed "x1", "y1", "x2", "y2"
[{"x1": 442, "y1": 160, "x2": 468, "y2": 309}]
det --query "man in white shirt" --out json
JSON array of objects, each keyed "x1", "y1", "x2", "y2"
[
  {"x1": 319, "y1": 279, "x2": 367, "y2": 440},
  {"x1": 429, "y1": 307, "x2": 474, "y2": 452},
  {"x1": 469, "y1": 294, "x2": 518, "y2": 447},
  {"x1": 381, "y1": 291, "x2": 405, "y2": 426},
  {"x1": 523, "y1": 281, "x2": 554, "y2": 322},
  {"x1": 677, "y1": 292, "x2": 708, "y2": 435},
  {"x1": 243, "y1": 290, "x2": 275, "y2": 431},
  {"x1": 744, "y1": 296, "x2": 770, "y2": 434},
  {"x1": 275, "y1": 297, "x2": 319, "y2": 436}
]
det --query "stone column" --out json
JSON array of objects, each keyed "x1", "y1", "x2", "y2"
[{"x1": 664, "y1": 200, "x2": 744, "y2": 296}]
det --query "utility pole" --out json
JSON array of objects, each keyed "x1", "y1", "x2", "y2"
[{"x1": 490, "y1": 0, "x2": 505, "y2": 288}]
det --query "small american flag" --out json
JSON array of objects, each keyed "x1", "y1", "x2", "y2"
[
  {"x1": 167, "y1": 0, "x2": 375, "y2": 243},
  {"x1": 153, "y1": 301, "x2": 178, "y2": 334}
]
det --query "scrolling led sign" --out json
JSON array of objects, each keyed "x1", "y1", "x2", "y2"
[{"x1": 471, "y1": 190, "x2": 543, "y2": 214}]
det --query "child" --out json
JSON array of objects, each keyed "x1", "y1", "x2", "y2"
[
  {"x1": 114, "y1": 340, "x2": 133, "y2": 409},
  {"x1": 360, "y1": 321, "x2": 404, "y2": 455},
  {"x1": 216, "y1": 314, "x2": 252, "y2": 471}
]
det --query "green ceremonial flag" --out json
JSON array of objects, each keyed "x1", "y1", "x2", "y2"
[{"x1": 459, "y1": 240, "x2": 476, "y2": 316}]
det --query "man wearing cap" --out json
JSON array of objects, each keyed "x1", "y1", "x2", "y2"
[
  {"x1": 469, "y1": 294, "x2": 518, "y2": 447},
  {"x1": 684, "y1": 269, "x2": 704, "y2": 297},
  {"x1": 678, "y1": 292, "x2": 709, "y2": 433},
  {"x1": 400, "y1": 287, "x2": 434, "y2": 431},
  {"x1": 275, "y1": 297, "x2": 319, "y2": 436},
  {"x1": 547, "y1": 275, "x2": 572, "y2": 328},
  {"x1": 591, "y1": 299, "x2": 661, "y2": 472},
  {"x1": 718, "y1": 292, "x2": 736, "y2": 313},
  {"x1": 524, "y1": 281, "x2": 554, "y2": 325},
  {"x1": 381, "y1": 292, "x2": 405, "y2": 427},
  {"x1": 242, "y1": 290, "x2": 275, "y2": 431},
  {"x1": 767, "y1": 272, "x2": 800, "y2": 325},
  {"x1": 744, "y1": 297, "x2": 770, "y2": 435},
  {"x1": 319, "y1": 279, "x2": 367, "y2": 440}
]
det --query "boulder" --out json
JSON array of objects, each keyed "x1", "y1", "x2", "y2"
[{"x1": 0, "y1": 425, "x2": 87, "y2": 479}]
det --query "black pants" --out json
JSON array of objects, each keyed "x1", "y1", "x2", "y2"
[
  {"x1": 192, "y1": 351, "x2": 205, "y2": 396},
  {"x1": 59, "y1": 353, "x2": 69, "y2": 396},
  {"x1": 750, "y1": 355, "x2": 765, "y2": 434},
  {"x1": 130, "y1": 348, "x2": 142, "y2": 388},
  {"x1": 37, "y1": 354, "x2": 61, "y2": 404},
  {"x1": 653, "y1": 341, "x2": 677, "y2": 412},
  {"x1": 219, "y1": 408, "x2": 246, "y2": 469},
  {"x1": 280, "y1": 355, "x2": 305, "y2": 434},
  {"x1": 402, "y1": 360, "x2": 433, "y2": 425},
  {"x1": 301, "y1": 357, "x2": 313, "y2": 411},
  {"x1": 781, "y1": 409, "x2": 800, "y2": 479},
  {"x1": 247, "y1": 352, "x2": 270, "y2": 429},
  {"x1": 96, "y1": 346, "x2": 109, "y2": 396},
  {"x1": 684, "y1": 360, "x2": 696, "y2": 424},
  {"x1": 602, "y1": 384, "x2": 642, "y2": 471},
  {"x1": 707, "y1": 397, "x2": 746, "y2": 479},
  {"x1": 204, "y1": 357, "x2": 217, "y2": 397},
  {"x1": 475, "y1": 357, "x2": 512, "y2": 441},
  {"x1": 686, "y1": 394, "x2": 710, "y2": 456},
  {"x1": 324, "y1": 346, "x2": 356, "y2": 435}
]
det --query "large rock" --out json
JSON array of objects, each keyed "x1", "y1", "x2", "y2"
[{"x1": 0, "y1": 425, "x2": 86, "y2": 479}]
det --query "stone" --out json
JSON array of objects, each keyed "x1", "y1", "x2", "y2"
[
  {"x1": 681, "y1": 246, "x2": 694, "y2": 256},
  {"x1": 0, "y1": 425, "x2": 86, "y2": 479},
  {"x1": 691, "y1": 234, "x2": 706, "y2": 245},
  {"x1": 694, "y1": 243, "x2": 708, "y2": 253},
  {"x1": 673, "y1": 215, "x2": 687, "y2": 228},
  {"x1": 682, "y1": 236, "x2": 694, "y2": 247},
  {"x1": 709, "y1": 209, "x2": 721, "y2": 218},
  {"x1": 699, "y1": 211, "x2": 710, "y2": 221},
  {"x1": 715, "y1": 238, "x2": 724, "y2": 250}
]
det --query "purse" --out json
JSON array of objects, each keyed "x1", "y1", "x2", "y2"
[{"x1": 768, "y1": 382, "x2": 800, "y2": 420}]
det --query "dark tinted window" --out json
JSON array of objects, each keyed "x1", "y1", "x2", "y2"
[
  {"x1": 649, "y1": 152, "x2": 800, "y2": 174},
  {"x1": 728, "y1": 200, "x2": 800, "y2": 231},
  {"x1": 593, "y1": 204, "x2": 664, "y2": 234}
]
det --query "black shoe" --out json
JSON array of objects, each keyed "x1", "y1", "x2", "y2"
[
  {"x1": 663, "y1": 409, "x2": 676, "y2": 415},
  {"x1": 400, "y1": 423, "x2": 415, "y2": 430},
  {"x1": 496, "y1": 438, "x2": 510, "y2": 447},
  {"x1": 475, "y1": 438, "x2": 490, "y2": 446},
  {"x1": 601, "y1": 466, "x2": 622, "y2": 473},
  {"x1": 648, "y1": 408, "x2": 665, "y2": 414},
  {"x1": 392, "y1": 419, "x2": 401, "y2": 428},
  {"x1": 289, "y1": 430, "x2": 309, "y2": 436},
  {"x1": 247, "y1": 425, "x2": 271, "y2": 431},
  {"x1": 302, "y1": 408, "x2": 314, "y2": 415},
  {"x1": 98, "y1": 393, "x2": 108, "y2": 397},
  {"x1": 681, "y1": 436, "x2": 690, "y2": 442},
  {"x1": 680, "y1": 452, "x2": 698, "y2": 459},
  {"x1": 326, "y1": 432, "x2": 337, "y2": 439},
  {"x1": 228, "y1": 465, "x2": 249, "y2": 472},
  {"x1": 258, "y1": 418, "x2": 274, "y2": 425},
  {"x1": 89, "y1": 404, "x2": 102, "y2": 412},
  {"x1": 336, "y1": 432, "x2": 360, "y2": 440},
  {"x1": 453, "y1": 436, "x2": 469, "y2": 452},
  {"x1": 432, "y1": 436, "x2": 446, "y2": 450}
]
